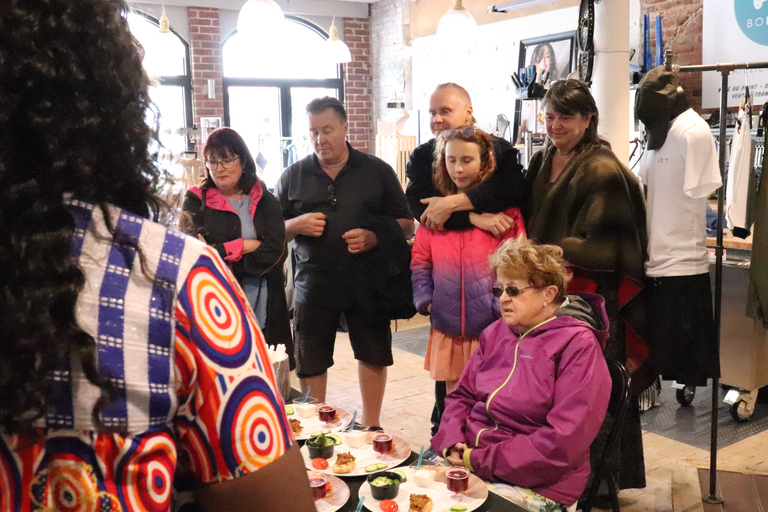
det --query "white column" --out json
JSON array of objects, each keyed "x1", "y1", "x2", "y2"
[{"x1": 592, "y1": 0, "x2": 630, "y2": 164}]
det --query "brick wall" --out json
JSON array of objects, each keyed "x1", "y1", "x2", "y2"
[
  {"x1": 188, "y1": 7, "x2": 225, "y2": 136},
  {"x1": 343, "y1": 17, "x2": 374, "y2": 154},
  {"x1": 640, "y1": 0, "x2": 704, "y2": 111},
  {"x1": 371, "y1": 0, "x2": 406, "y2": 124}
]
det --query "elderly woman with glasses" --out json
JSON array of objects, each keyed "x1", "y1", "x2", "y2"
[
  {"x1": 431, "y1": 238, "x2": 611, "y2": 512},
  {"x1": 524, "y1": 79, "x2": 649, "y2": 496},
  {"x1": 182, "y1": 127, "x2": 292, "y2": 362}
]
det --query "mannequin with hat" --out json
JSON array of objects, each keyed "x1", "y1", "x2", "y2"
[{"x1": 635, "y1": 66, "x2": 722, "y2": 387}]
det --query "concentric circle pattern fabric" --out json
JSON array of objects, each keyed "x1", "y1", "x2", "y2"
[{"x1": 0, "y1": 205, "x2": 292, "y2": 512}]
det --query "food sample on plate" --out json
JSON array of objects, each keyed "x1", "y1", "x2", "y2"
[
  {"x1": 379, "y1": 498, "x2": 399, "y2": 512},
  {"x1": 312, "y1": 458, "x2": 329, "y2": 470},
  {"x1": 307, "y1": 433, "x2": 336, "y2": 459},
  {"x1": 411, "y1": 466, "x2": 435, "y2": 488},
  {"x1": 344, "y1": 430, "x2": 367, "y2": 449},
  {"x1": 294, "y1": 401, "x2": 317, "y2": 418},
  {"x1": 289, "y1": 418, "x2": 302, "y2": 436},
  {"x1": 408, "y1": 493, "x2": 433, "y2": 512},
  {"x1": 367, "y1": 471, "x2": 403, "y2": 500},
  {"x1": 333, "y1": 451, "x2": 356, "y2": 474}
]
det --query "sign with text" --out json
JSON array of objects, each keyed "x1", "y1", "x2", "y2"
[{"x1": 703, "y1": 0, "x2": 768, "y2": 108}]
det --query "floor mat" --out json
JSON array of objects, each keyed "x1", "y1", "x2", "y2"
[
  {"x1": 641, "y1": 382, "x2": 768, "y2": 450},
  {"x1": 391, "y1": 325, "x2": 429, "y2": 358}
]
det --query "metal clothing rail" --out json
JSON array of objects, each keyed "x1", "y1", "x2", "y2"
[{"x1": 664, "y1": 50, "x2": 768, "y2": 505}]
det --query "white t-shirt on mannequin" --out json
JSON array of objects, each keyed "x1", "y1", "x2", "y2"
[{"x1": 639, "y1": 108, "x2": 721, "y2": 277}]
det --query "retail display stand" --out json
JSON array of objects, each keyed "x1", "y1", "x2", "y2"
[{"x1": 663, "y1": 50, "x2": 768, "y2": 505}]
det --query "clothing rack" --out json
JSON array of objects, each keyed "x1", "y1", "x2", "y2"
[{"x1": 663, "y1": 50, "x2": 768, "y2": 504}]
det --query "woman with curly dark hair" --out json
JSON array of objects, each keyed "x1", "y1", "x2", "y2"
[{"x1": 0, "y1": 1, "x2": 313, "y2": 511}]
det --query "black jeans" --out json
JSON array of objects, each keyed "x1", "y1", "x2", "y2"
[{"x1": 431, "y1": 380, "x2": 446, "y2": 436}]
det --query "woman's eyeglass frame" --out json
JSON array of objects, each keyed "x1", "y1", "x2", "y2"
[
  {"x1": 204, "y1": 156, "x2": 240, "y2": 171},
  {"x1": 491, "y1": 285, "x2": 542, "y2": 298}
]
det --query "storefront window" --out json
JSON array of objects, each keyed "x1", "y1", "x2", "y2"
[
  {"x1": 127, "y1": 11, "x2": 193, "y2": 157},
  {"x1": 222, "y1": 17, "x2": 344, "y2": 190}
]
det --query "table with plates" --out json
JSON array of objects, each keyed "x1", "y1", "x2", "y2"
[
  {"x1": 322, "y1": 450, "x2": 528, "y2": 512},
  {"x1": 287, "y1": 391, "x2": 528, "y2": 512}
]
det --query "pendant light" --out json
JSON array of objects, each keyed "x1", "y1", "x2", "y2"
[
  {"x1": 158, "y1": 4, "x2": 171, "y2": 34},
  {"x1": 237, "y1": 0, "x2": 286, "y2": 36},
  {"x1": 326, "y1": 17, "x2": 352, "y2": 64},
  {"x1": 437, "y1": 0, "x2": 477, "y2": 41}
]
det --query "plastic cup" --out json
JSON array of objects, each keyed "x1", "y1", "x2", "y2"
[
  {"x1": 317, "y1": 403, "x2": 337, "y2": 423},
  {"x1": 344, "y1": 430, "x2": 367, "y2": 449},
  {"x1": 292, "y1": 396, "x2": 318, "y2": 418},
  {"x1": 372, "y1": 432, "x2": 393, "y2": 454},
  {"x1": 309, "y1": 473, "x2": 328, "y2": 501},
  {"x1": 446, "y1": 467, "x2": 470, "y2": 493},
  {"x1": 409, "y1": 463, "x2": 437, "y2": 488}
]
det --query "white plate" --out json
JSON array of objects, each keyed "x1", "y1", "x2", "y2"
[
  {"x1": 313, "y1": 473, "x2": 350, "y2": 512},
  {"x1": 287, "y1": 406, "x2": 353, "y2": 440},
  {"x1": 301, "y1": 432, "x2": 411, "y2": 478},
  {"x1": 358, "y1": 466, "x2": 488, "y2": 512}
]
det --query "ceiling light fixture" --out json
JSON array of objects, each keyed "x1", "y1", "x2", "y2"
[
  {"x1": 326, "y1": 17, "x2": 352, "y2": 64},
  {"x1": 158, "y1": 5, "x2": 171, "y2": 33},
  {"x1": 489, "y1": 0, "x2": 560, "y2": 13},
  {"x1": 437, "y1": 0, "x2": 477, "y2": 40},
  {"x1": 237, "y1": 0, "x2": 286, "y2": 36}
]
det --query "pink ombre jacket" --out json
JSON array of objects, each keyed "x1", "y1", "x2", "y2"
[
  {"x1": 431, "y1": 293, "x2": 611, "y2": 506},
  {"x1": 410, "y1": 207, "x2": 525, "y2": 337}
]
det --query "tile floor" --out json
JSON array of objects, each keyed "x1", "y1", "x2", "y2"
[{"x1": 295, "y1": 320, "x2": 768, "y2": 511}]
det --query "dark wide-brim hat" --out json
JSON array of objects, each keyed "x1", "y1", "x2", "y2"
[{"x1": 635, "y1": 65, "x2": 679, "y2": 150}]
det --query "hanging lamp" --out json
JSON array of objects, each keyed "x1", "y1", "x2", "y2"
[
  {"x1": 237, "y1": 0, "x2": 286, "y2": 36},
  {"x1": 158, "y1": 4, "x2": 171, "y2": 34},
  {"x1": 326, "y1": 17, "x2": 352, "y2": 64},
  {"x1": 437, "y1": 0, "x2": 477, "y2": 41}
]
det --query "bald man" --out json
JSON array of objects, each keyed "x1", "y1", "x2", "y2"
[{"x1": 405, "y1": 83, "x2": 528, "y2": 234}]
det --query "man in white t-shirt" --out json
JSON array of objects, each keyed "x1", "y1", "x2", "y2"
[{"x1": 636, "y1": 66, "x2": 722, "y2": 387}]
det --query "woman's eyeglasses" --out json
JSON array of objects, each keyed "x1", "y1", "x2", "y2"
[
  {"x1": 491, "y1": 285, "x2": 540, "y2": 298},
  {"x1": 327, "y1": 183, "x2": 338, "y2": 211},
  {"x1": 442, "y1": 126, "x2": 476, "y2": 140},
  {"x1": 204, "y1": 156, "x2": 239, "y2": 170}
]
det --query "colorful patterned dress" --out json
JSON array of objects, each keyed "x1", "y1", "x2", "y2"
[{"x1": 0, "y1": 199, "x2": 293, "y2": 511}]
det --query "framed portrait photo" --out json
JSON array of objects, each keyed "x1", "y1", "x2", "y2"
[
  {"x1": 519, "y1": 31, "x2": 577, "y2": 86},
  {"x1": 513, "y1": 31, "x2": 577, "y2": 144}
]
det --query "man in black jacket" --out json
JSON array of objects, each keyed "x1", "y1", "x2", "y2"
[
  {"x1": 406, "y1": 83, "x2": 529, "y2": 233},
  {"x1": 405, "y1": 83, "x2": 529, "y2": 436},
  {"x1": 277, "y1": 97, "x2": 414, "y2": 430}
]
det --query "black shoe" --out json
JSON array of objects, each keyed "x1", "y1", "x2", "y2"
[{"x1": 361, "y1": 425, "x2": 383, "y2": 432}]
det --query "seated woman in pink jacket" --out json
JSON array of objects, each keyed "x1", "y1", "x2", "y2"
[
  {"x1": 431, "y1": 238, "x2": 611, "y2": 512},
  {"x1": 411, "y1": 127, "x2": 525, "y2": 395}
]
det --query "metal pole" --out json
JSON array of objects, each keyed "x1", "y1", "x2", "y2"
[{"x1": 703, "y1": 68, "x2": 729, "y2": 505}]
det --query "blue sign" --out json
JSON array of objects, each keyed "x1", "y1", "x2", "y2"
[{"x1": 734, "y1": 0, "x2": 768, "y2": 45}]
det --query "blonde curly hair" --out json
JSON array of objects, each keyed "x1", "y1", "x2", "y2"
[{"x1": 488, "y1": 237, "x2": 571, "y2": 303}]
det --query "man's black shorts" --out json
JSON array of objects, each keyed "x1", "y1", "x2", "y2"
[{"x1": 293, "y1": 301, "x2": 393, "y2": 378}]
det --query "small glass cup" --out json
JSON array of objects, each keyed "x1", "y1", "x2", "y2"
[
  {"x1": 372, "y1": 432, "x2": 393, "y2": 454},
  {"x1": 317, "y1": 403, "x2": 337, "y2": 423},
  {"x1": 308, "y1": 472, "x2": 328, "y2": 501},
  {"x1": 409, "y1": 463, "x2": 437, "y2": 488},
  {"x1": 446, "y1": 467, "x2": 470, "y2": 494},
  {"x1": 292, "y1": 396, "x2": 318, "y2": 418}
]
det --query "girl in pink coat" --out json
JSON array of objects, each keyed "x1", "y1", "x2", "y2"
[{"x1": 411, "y1": 127, "x2": 525, "y2": 394}]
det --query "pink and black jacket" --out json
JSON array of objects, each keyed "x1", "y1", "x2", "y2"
[{"x1": 410, "y1": 208, "x2": 525, "y2": 337}]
